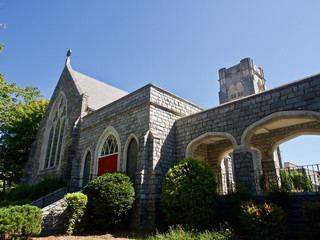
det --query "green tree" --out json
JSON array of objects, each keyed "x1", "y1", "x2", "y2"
[{"x1": 0, "y1": 43, "x2": 49, "y2": 189}]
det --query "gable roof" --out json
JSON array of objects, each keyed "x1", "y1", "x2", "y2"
[{"x1": 67, "y1": 65, "x2": 128, "y2": 111}]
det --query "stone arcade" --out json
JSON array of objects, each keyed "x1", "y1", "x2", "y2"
[{"x1": 23, "y1": 54, "x2": 320, "y2": 229}]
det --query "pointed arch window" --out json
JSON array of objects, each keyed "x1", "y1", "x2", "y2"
[
  {"x1": 229, "y1": 82, "x2": 244, "y2": 100},
  {"x1": 236, "y1": 82, "x2": 244, "y2": 98},
  {"x1": 126, "y1": 138, "x2": 138, "y2": 182},
  {"x1": 82, "y1": 151, "x2": 92, "y2": 187},
  {"x1": 98, "y1": 134, "x2": 118, "y2": 175},
  {"x1": 229, "y1": 84, "x2": 236, "y2": 100},
  {"x1": 44, "y1": 98, "x2": 66, "y2": 169}
]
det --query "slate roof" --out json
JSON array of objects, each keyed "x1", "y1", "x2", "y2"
[{"x1": 71, "y1": 70, "x2": 128, "y2": 111}]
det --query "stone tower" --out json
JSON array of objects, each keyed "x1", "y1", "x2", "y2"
[
  {"x1": 217, "y1": 58, "x2": 283, "y2": 192},
  {"x1": 218, "y1": 58, "x2": 266, "y2": 104}
]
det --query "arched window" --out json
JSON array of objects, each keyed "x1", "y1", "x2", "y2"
[
  {"x1": 229, "y1": 84, "x2": 236, "y2": 100},
  {"x1": 236, "y1": 82, "x2": 244, "y2": 97},
  {"x1": 126, "y1": 138, "x2": 138, "y2": 182},
  {"x1": 229, "y1": 82, "x2": 244, "y2": 101},
  {"x1": 98, "y1": 134, "x2": 118, "y2": 175},
  {"x1": 44, "y1": 97, "x2": 66, "y2": 169},
  {"x1": 82, "y1": 151, "x2": 91, "y2": 187}
]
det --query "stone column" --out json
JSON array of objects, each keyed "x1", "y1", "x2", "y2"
[
  {"x1": 261, "y1": 153, "x2": 280, "y2": 190},
  {"x1": 224, "y1": 156, "x2": 234, "y2": 193},
  {"x1": 232, "y1": 149, "x2": 257, "y2": 192},
  {"x1": 130, "y1": 132, "x2": 152, "y2": 230},
  {"x1": 131, "y1": 131, "x2": 161, "y2": 230}
]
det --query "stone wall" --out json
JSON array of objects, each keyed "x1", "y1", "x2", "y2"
[
  {"x1": 40, "y1": 197, "x2": 67, "y2": 236},
  {"x1": 176, "y1": 73, "x2": 320, "y2": 160},
  {"x1": 176, "y1": 73, "x2": 320, "y2": 190}
]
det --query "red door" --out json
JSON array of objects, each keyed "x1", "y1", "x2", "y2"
[{"x1": 98, "y1": 154, "x2": 118, "y2": 176}]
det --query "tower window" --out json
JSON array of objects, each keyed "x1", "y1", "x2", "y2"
[{"x1": 229, "y1": 82, "x2": 244, "y2": 101}]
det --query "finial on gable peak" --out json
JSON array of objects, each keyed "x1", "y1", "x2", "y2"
[{"x1": 66, "y1": 49, "x2": 72, "y2": 65}]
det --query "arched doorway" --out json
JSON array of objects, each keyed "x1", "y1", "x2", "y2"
[
  {"x1": 279, "y1": 135, "x2": 320, "y2": 191},
  {"x1": 186, "y1": 132, "x2": 237, "y2": 194},
  {"x1": 242, "y1": 111, "x2": 320, "y2": 192}
]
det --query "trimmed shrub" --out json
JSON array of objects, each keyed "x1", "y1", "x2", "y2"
[
  {"x1": 160, "y1": 158, "x2": 217, "y2": 230},
  {"x1": 0, "y1": 205, "x2": 42, "y2": 239},
  {"x1": 302, "y1": 201, "x2": 320, "y2": 239},
  {"x1": 83, "y1": 172, "x2": 135, "y2": 230},
  {"x1": 64, "y1": 192, "x2": 88, "y2": 235},
  {"x1": 291, "y1": 170, "x2": 312, "y2": 192},
  {"x1": 239, "y1": 201, "x2": 286, "y2": 240},
  {"x1": 279, "y1": 169, "x2": 293, "y2": 192}
]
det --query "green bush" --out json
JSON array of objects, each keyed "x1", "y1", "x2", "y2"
[
  {"x1": 6, "y1": 177, "x2": 66, "y2": 203},
  {"x1": 260, "y1": 169, "x2": 313, "y2": 193},
  {"x1": 225, "y1": 184, "x2": 252, "y2": 230},
  {"x1": 145, "y1": 225, "x2": 232, "y2": 240},
  {"x1": 6, "y1": 185, "x2": 32, "y2": 202},
  {"x1": 0, "y1": 199, "x2": 31, "y2": 207},
  {"x1": 239, "y1": 201, "x2": 286, "y2": 240},
  {"x1": 160, "y1": 158, "x2": 217, "y2": 230},
  {"x1": 259, "y1": 173, "x2": 267, "y2": 192},
  {"x1": 302, "y1": 201, "x2": 320, "y2": 239},
  {"x1": 83, "y1": 172, "x2": 135, "y2": 230},
  {"x1": 279, "y1": 169, "x2": 293, "y2": 192},
  {"x1": 0, "y1": 205, "x2": 42, "y2": 239},
  {"x1": 291, "y1": 170, "x2": 312, "y2": 192},
  {"x1": 64, "y1": 192, "x2": 88, "y2": 235}
]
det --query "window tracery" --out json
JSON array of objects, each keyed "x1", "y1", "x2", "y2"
[
  {"x1": 229, "y1": 82, "x2": 244, "y2": 100},
  {"x1": 100, "y1": 134, "x2": 118, "y2": 156},
  {"x1": 44, "y1": 98, "x2": 66, "y2": 169}
]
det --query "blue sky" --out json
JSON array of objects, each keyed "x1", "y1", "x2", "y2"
[{"x1": 0, "y1": 0, "x2": 319, "y2": 166}]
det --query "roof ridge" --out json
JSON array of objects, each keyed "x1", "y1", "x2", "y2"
[{"x1": 65, "y1": 62, "x2": 84, "y2": 95}]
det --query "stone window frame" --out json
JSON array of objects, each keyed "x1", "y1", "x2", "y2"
[
  {"x1": 236, "y1": 82, "x2": 244, "y2": 97},
  {"x1": 123, "y1": 134, "x2": 139, "y2": 179},
  {"x1": 229, "y1": 84, "x2": 236, "y2": 100},
  {"x1": 39, "y1": 92, "x2": 67, "y2": 171},
  {"x1": 100, "y1": 134, "x2": 118, "y2": 157},
  {"x1": 81, "y1": 148, "x2": 92, "y2": 187},
  {"x1": 229, "y1": 82, "x2": 244, "y2": 101},
  {"x1": 94, "y1": 126, "x2": 121, "y2": 176}
]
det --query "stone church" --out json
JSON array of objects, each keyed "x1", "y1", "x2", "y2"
[{"x1": 23, "y1": 53, "x2": 306, "y2": 229}]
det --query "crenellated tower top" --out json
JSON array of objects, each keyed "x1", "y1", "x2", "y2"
[{"x1": 218, "y1": 58, "x2": 266, "y2": 104}]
